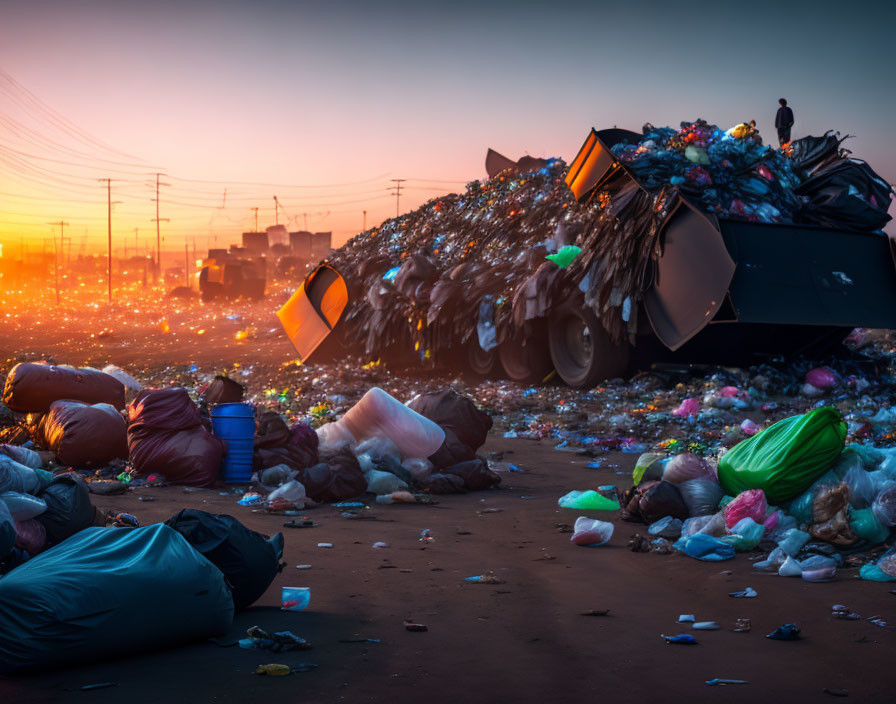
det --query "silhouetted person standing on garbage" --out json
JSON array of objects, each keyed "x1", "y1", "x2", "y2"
[{"x1": 775, "y1": 98, "x2": 794, "y2": 146}]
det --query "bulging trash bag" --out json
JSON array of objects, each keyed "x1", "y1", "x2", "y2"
[
  {"x1": 165, "y1": 509, "x2": 284, "y2": 611},
  {"x1": 831, "y1": 449, "x2": 863, "y2": 480},
  {"x1": 848, "y1": 508, "x2": 890, "y2": 544},
  {"x1": 128, "y1": 389, "x2": 224, "y2": 487},
  {"x1": 570, "y1": 516, "x2": 614, "y2": 546},
  {"x1": 639, "y1": 481, "x2": 688, "y2": 524},
  {"x1": 717, "y1": 408, "x2": 847, "y2": 503},
  {"x1": 0, "y1": 492, "x2": 47, "y2": 521},
  {"x1": 673, "y1": 533, "x2": 735, "y2": 561},
  {"x1": 202, "y1": 375, "x2": 244, "y2": 406},
  {"x1": 648, "y1": 516, "x2": 683, "y2": 539},
  {"x1": 805, "y1": 368, "x2": 838, "y2": 390},
  {"x1": 872, "y1": 485, "x2": 896, "y2": 527},
  {"x1": 662, "y1": 453, "x2": 714, "y2": 484},
  {"x1": 723, "y1": 517, "x2": 765, "y2": 551},
  {"x1": 724, "y1": 489, "x2": 768, "y2": 529},
  {"x1": 2, "y1": 362, "x2": 126, "y2": 413},
  {"x1": 778, "y1": 556, "x2": 802, "y2": 577},
  {"x1": 0, "y1": 444, "x2": 42, "y2": 469},
  {"x1": 427, "y1": 472, "x2": 467, "y2": 494},
  {"x1": 0, "y1": 455, "x2": 42, "y2": 494},
  {"x1": 0, "y1": 524, "x2": 234, "y2": 673},
  {"x1": 406, "y1": 388, "x2": 492, "y2": 455},
  {"x1": 678, "y1": 478, "x2": 724, "y2": 516},
  {"x1": 102, "y1": 365, "x2": 142, "y2": 401},
  {"x1": 35, "y1": 472, "x2": 95, "y2": 546},
  {"x1": 366, "y1": 468, "x2": 409, "y2": 495},
  {"x1": 34, "y1": 400, "x2": 128, "y2": 468},
  {"x1": 776, "y1": 528, "x2": 811, "y2": 556},
  {"x1": 298, "y1": 448, "x2": 367, "y2": 503},
  {"x1": 843, "y1": 464, "x2": 875, "y2": 509}
]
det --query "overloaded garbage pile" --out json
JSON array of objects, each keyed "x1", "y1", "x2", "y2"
[
  {"x1": 573, "y1": 405, "x2": 896, "y2": 583},
  {"x1": 0, "y1": 360, "x2": 499, "y2": 673},
  {"x1": 323, "y1": 120, "x2": 893, "y2": 353},
  {"x1": 0, "y1": 362, "x2": 499, "y2": 572}
]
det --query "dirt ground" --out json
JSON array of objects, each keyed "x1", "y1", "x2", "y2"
[{"x1": 2, "y1": 437, "x2": 894, "y2": 704}]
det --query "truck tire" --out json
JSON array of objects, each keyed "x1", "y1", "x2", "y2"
[
  {"x1": 498, "y1": 321, "x2": 554, "y2": 384},
  {"x1": 467, "y1": 342, "x2": 496, "y2": 377},
  {"x1": 548, "y1": 303, "x2": 630, "y2": 388}
]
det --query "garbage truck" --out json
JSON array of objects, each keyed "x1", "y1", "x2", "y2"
[{"x1": 278, "y1": 125, "x2": 896, "y2": 388}]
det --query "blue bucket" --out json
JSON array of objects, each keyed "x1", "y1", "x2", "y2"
[{"x1": 211, "y1": 403, "x2": 255, "y2": 484}]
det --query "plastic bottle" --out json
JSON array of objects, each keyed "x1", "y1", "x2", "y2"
[{"x1": 327, "y1": 388, "x2": 445, "y2": 459}]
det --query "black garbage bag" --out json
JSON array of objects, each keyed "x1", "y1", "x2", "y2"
[
  {"x1": 299, "y1": 448, "x2": 367, "y2": 503},
  {"x1": 427, "y1": 472, "x2": 467, "y2": 494},
  {"x1": 788, "y1": 132, "x2": 845, "y2": 177},
  {"x1": 795, "y1": 158, "x2": 893, "y2": 231},
  {"x1": 165, "y1": 509, "x2": 283, "y2": 611},
  {"x1": 36, "y1": 472, "x2": 95, "y2": 546},
  {"x1": 638, "y1": 480, "x2": 689, "y2": 525},
  {"x1": 443, "y1": 459, "x2": 501, "y2": 491},
  {"x1": 203, "y1": 375, "x2": 245, "y2": 406}
]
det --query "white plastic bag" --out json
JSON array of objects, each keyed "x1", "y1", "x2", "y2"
[{"x1": 570, "y1": 516, "x2": 614, "y2": 546}]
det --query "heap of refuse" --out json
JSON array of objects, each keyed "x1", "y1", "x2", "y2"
[
  {"x1": 321, "y1": 120, "x2": 893, "y2": 356},
  {"x1": 610, "y1": 406, "x2": 896, "y2": 583},
  {"x1": 0, "y1": 361, "x2": 500, "y2": 573}
]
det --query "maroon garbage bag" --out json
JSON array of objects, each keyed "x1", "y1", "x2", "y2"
[
  {"x1": 443, "y1": 459, "x2": 501, "y2": 491},
  {"x1": 638, "y1": 481, "x2": 689, "y2": 525},
  {"x1": 253, "y1": 412, "x2": 318, "y2": 472},
  {"x1": 3, "y1": 363, "x2": 125, "y2": 413},
  {"x1": 128, "y1": 389, "x2": 223, "y2": 487},
  {"x1": 203, "y1": 376, "x2": 245, "y2": 406},
  {"x1": 34, "y1": 400, "x2": 128, "y2": 468}
]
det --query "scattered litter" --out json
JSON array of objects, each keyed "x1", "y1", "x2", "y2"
[
  {"x1": 728, "y1": 587, "x2": 757, "y2": 598},
  {"x1": 662, "y1": 634, "x2": 697, "y2": 645},
  {"x1": 766, "y1": 624, "x2": 801, "y2": 641}
]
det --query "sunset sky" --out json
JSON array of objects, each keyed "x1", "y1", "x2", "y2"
[{"x1": 1, "y1": 0, "x2": 894, "y2": 257}]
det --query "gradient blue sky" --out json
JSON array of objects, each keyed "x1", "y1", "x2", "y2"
[{"x1": 1, "y1": 0, "x2": 894, "y2": 250}]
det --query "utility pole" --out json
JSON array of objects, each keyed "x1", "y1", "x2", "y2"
[
  {"x1": 151, "y1": 173, "x2": 169, "y2": 282},
  {"x1": 363, "y1": 210, "x2": 367, "y2": 230},
  {"x1": 251, "y1": 207, "x2": 259, "y2": 232},
  {"x1": 134, "y1": 228, "x2": 139, "y2": 259},
  {"x1": 184, "y1": 240, "x2": 189, "y2": 287},
  {"x1": 273, "y1": 195, "x2": 279, "y2": 226},
  {"x1": 303, "y1": 212, "x2": 308, "y2": 230},
  {"x1": 389, "y1": 179, "x2": 406, "y2": 218},
  {"x1": 98, "y1": 178, "x2": 121, "y2": 303},
  {"x1": 47, "y1": 220, "x2": 69, "y2": 304}
]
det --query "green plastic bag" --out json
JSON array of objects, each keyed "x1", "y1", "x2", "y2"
[
  {"x1": 718, "y1": 408, "x2": 847, "y2": 504},
  {"x1": 545, "y1": 245, "x2": 581, "y2": 269},
  {"x1": 558, "y1": 490, "x2": 620, "y2": 511},
  {"x1": 633, "y1": 453, "x2": 665, "y2": 486}
]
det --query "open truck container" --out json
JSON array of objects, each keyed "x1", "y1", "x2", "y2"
[{"x1": 282, "y1": 128, "x2": 896, "y2": 388}]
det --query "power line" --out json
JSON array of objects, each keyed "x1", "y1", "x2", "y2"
[
  {"x1": 150, "y1": 173, "x2": 169, "y2": 281},
  {"x1": 388, "y1": 179, "x2": 406, "y2": 218}
]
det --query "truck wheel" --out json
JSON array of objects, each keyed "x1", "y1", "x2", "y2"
[
  {"x1": 498, "y1": 321, "x2": 554, "y2": 384},
  {"x1": 467, "y1": 342, "x2": 496, "y2": 377},
  {"x1": 549, "y1": 304, "x2": 630, "y2": 388}
]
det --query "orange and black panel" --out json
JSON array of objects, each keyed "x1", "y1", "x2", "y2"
[{"x1": 277, "y1": 264, "x2": 349, "y2": 363}]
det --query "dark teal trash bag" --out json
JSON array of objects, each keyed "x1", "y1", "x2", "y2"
[{"x1": 0, "y1": 523, "x2": 234, "y2": 674}]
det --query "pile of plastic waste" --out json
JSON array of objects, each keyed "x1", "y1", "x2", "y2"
[{"x1": 618, "y1": 405, "x2": 896, "y2": 583}]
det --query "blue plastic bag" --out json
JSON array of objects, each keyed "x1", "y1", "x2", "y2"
[{"x1": 673, "y1": 533, "x2": 735, "y2": 561}]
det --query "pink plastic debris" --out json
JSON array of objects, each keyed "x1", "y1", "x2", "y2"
[
  {"x1": 718, "y1": 386, "x2": 740, "y2": 398},
  {"x1": 805, "y1": 368, "x2": 838, "y2": 390},
  {"x1": 673, "y1": 398, "x2": 701, "y2": 417},
  {"x1": 740, "y1": 419, "x2": 761, "y2": 436},
  {"x1": 724, "y1": 489, "x2": 768, "y2": 530}
]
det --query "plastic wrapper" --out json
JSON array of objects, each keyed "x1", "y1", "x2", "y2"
[
  {"x1": 778, "y1": 556, "x2": 802, "y2": 577},
  {"x1": 570, "y1": 516, "x2": 614, "y2": 546},
  {"x1": 876, "y1": 546, "x2": 896, "y2": 578},
  {"x1": 267, "y1": 480, "x2": 306, "y2": 508},
  {"x1": 678, "y1": 478, "x2": 724, "y2": 517},
  {"x1": 776, "y1": 528, "x2": 811, "y2": 556},
  {"x1": 647, "y1": 516, "x2": 683, "y2": 539},
  {"x1": 662, "y1": 453, "x2": 714, "y2": 484},
  {"x1": 366, "y1": 468, "x2": 409, "y2": 495},
  {"x1": 724, "y1": 489, "x2": 768, "y2": 529},
  {"x1": 680, "y1": 515, "x2": 714, "y2": 538},
  {"x1": 723, "y1": 518, "x2": 765, "y2": 551},
  {"x1": 798, "y1": 555, "x2": 837, "y2": 582},
  {"x1": 558, "y1": 490, "x2": 619, "y2": 511},
  {"x1": 809, "y1": 482, "x2": 857, "y2": 545},
  {"x1": 633, "y1": 453, "x2": 665, "y2": 485},
  {"x1": 848, "y1": 508, "x2": 890, "y2": 544},
  {"x1": 872, "y1": 485, "x2": 896, "y2": 527},
  {"x1": 842, "y1": 464, "x2": 874, "y2": 508},
  {"x1": 673, "y1": 534, "x2": 735, "y2": 562}
]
